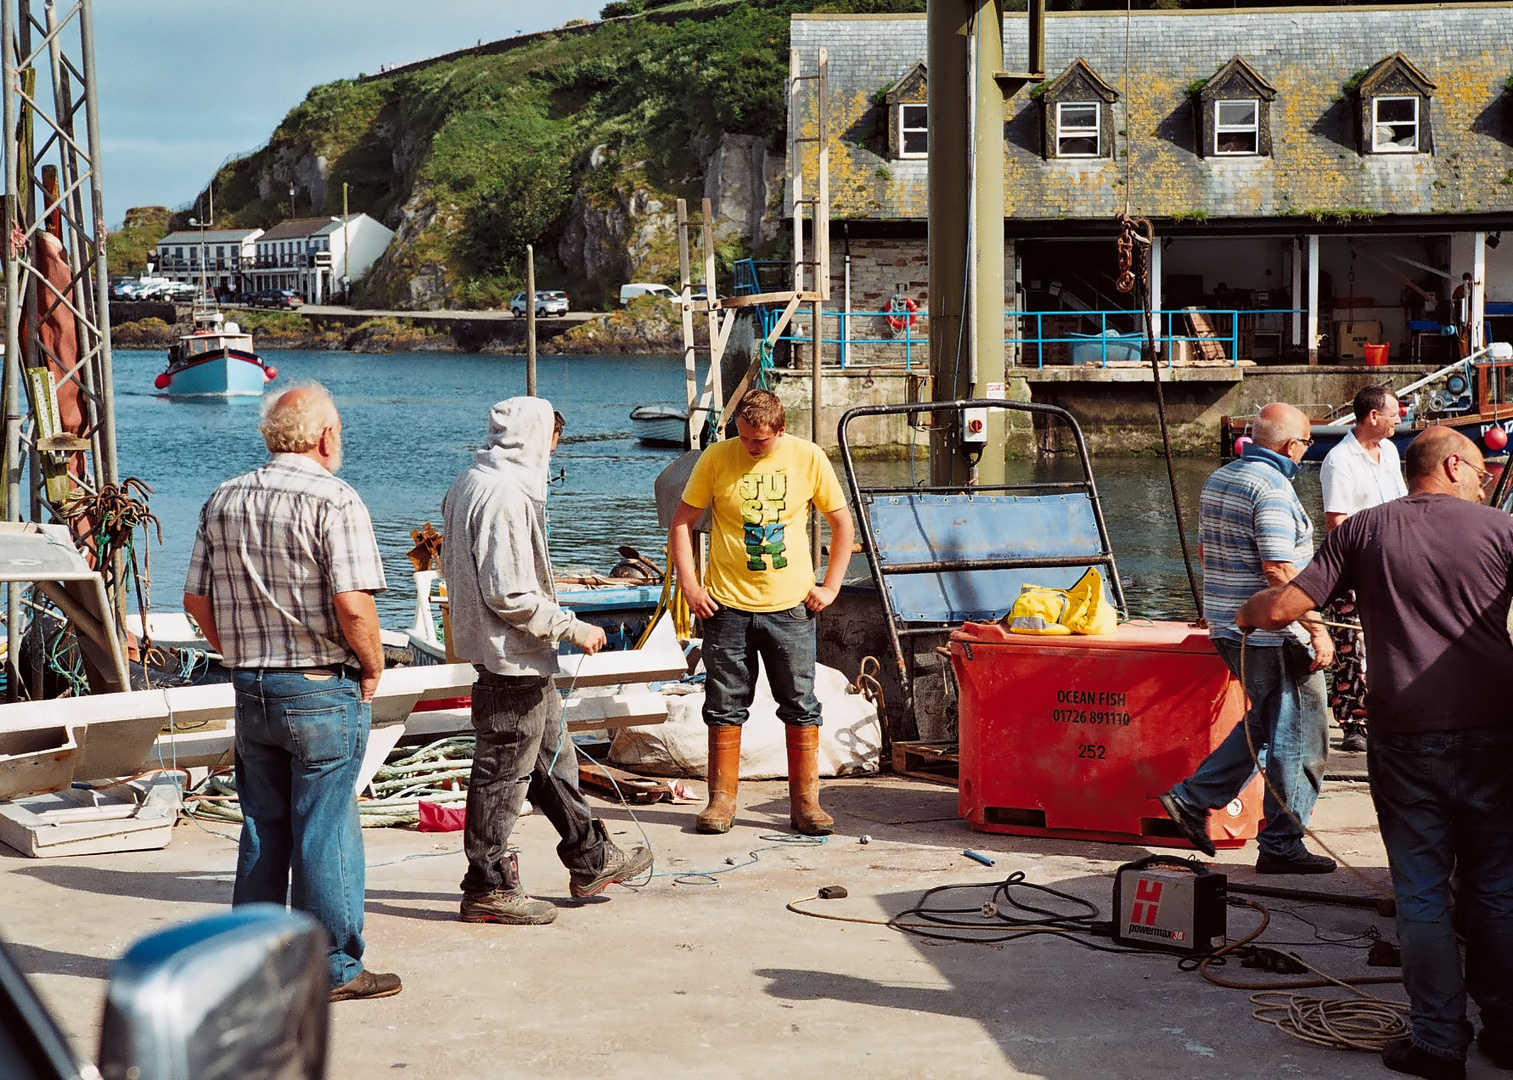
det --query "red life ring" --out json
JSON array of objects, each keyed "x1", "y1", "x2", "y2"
[{"x1": 886, "y1": 295, "x2": 919, "y2": 331}]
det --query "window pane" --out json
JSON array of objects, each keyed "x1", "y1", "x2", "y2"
[
  {"x1": 1376, "y1": 97, "x2": 1416, "y2": 123},
  {"x1": 901, "y1": 104, "x2": 927, "y2": 130},
  {"x1": 1059, "y1": 103, "x2": 1099, "y2": 132},
  {"x1": 1216, "y1": 100, "x2": 1256, "y2": 127},
  {"x1": 902, "y1": 129, "x2": 928, "y2": 155},
  {"x1": 1058, "y1": 135, "x2": 1099, "y2": 157},
  {"x1": 1216, "y1": 131, "x2": 1258, "y2": 154}
]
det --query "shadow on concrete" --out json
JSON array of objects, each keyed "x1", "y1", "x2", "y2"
[
  {"x1": 5, "y1": 940, "x2": 112, "y2": 982},
  {"x1": 757, "y1": 866, "x2": 1401, "y2": 1077},
  {"x1": 12, "y1": 864, "x2": 233, "y2": 904}
]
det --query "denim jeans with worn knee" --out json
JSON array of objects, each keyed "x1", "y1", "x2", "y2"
[
  {"x1": 1169, "y1": 637, "x2": 1328, "y2": 859},
  {"x1": 231, "y1": 669, "x2": 369, "y2": 989},
  {"x1": 701, "y1": 603, "x2": 821, "y2": 728},
  {"x1": 1369, "y1": 727, "x2": 1513, "y2": 1060},
  {"x1": 461, "y1": 671, "x2": 606, "y2": 895}
]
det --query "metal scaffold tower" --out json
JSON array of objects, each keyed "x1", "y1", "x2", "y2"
[{"x1": 1, "y1": 0, "x2": 122, "y2": 699}]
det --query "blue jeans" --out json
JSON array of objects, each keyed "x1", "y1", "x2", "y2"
[
  {"x1": 231, "y1": 669, "x2": 370, "y2": 988},
  {"x1": 1170, "y1": 638, "x2": 1328, "y2": 859},
  {"x1": 1369, "y1": 727, "x2": 1513, "y2": 1060},
  {"x1": 702, "y1": 603, "x2": 821, "y2": 727}
]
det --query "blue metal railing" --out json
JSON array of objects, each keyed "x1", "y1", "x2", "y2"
[{"x1": 775, "y1": 307, "x2": 1305, "y2": 370}]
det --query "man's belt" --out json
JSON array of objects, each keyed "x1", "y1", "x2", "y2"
[{"x1": 254, "y1": 663, "x2": 363, "y2": 680}]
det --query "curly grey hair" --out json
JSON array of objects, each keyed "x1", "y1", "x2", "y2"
[{"x1": 259, "y1": 381, "x2": 338, "y2": 453}]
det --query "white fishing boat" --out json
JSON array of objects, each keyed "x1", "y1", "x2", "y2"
[{"x1": 629, "y1": 403, "x2": 689, "y2": 448}]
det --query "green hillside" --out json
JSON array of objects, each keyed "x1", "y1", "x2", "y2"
[{"x1": 194, "y1": 0, "x2": 1430, "y2": 309}]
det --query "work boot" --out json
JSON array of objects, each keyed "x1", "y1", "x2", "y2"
[
  {"x1": 569, "y1": 820, "x2": 653, "y2": 897},
  {"x1": 1382, "y1": 1038, "x2": 1466, "y2": 1080},
  {"x1": 330, "y1": 969, "x2": 403, "y2": 1002},
  {"x1": 1341, "y1": 722, "x2": 1368, "y2": 753},
  {"x1": 460, "y1": 852, "x2": 557, "y2": 925},
  {"x1": 1158, "y1": 790, "x2": 1216, "y2": 857},
  {"x1": 696, "y1": 724, "x2": 742, "y2": 834},
  {"x1": 1255, "y1": 850, "x2": 1337, "y2": 875},
  {"x1": 785, "y1": 724, "x2": 834, "y2": 836}
]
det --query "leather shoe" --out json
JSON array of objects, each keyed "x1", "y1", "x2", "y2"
[
  {"x1": 1256, "y1": 850, "x2": 1337, "y2": 875},
  {"x1": 1382, "y1": 1038, "x2": 1466, "y2": 1080},
  {"x1": 1478, "y1": 1028, "x2": 1513, "y2": 1070},
  {"x1": 1158, "y1": 791, "x2": 1216, "y2": 857},
  {"x1": 330, "y1": 969, "x2": 403, "y2": 1002}
]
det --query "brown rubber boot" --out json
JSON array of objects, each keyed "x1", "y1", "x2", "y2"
[
  {"x1": 785, "y1": 724, "x2": 834, "y2": 836},
  {"x1": 696, "y1": 725, "x2": 742, "y2": 834}
]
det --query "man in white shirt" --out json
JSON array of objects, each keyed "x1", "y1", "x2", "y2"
[{"x1": 1319, "y1": 385, "x2": 1407, "y2": 752}]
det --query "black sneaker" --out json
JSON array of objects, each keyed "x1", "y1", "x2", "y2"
[
  {"x1": 1255, "y1": 850, "x2": 1337, "y2": 875},
  {"x1": 1341, "y1": 728, "x2": 1368, "y2": 753},
  {"x1": 1382, "y1": 1038, "x2": 1466, "y2": 1080},
  {"x1": 1477, "y1": 1028, "x2": 1513, "y2": 1070},
  {"x1": 1158, "y1": 791, "x2": 1216, "y2": 857}
]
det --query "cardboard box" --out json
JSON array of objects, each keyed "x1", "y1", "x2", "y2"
[{"x1": 1335, "y1": 320, "x2": 1382, "y2": 360}]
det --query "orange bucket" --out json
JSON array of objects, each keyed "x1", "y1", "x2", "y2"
[{"x1": 1364, "y1": 342, "x2": 1390, "y2": 366}]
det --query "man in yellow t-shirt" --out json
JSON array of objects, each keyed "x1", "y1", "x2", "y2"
[{"x1": 670, "y1": 389, "x2": 854, "y2": 836}]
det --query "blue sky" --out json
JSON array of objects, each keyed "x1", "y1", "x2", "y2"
[{"x1": 96, "y1": 0, "x2": 604, "y2": 227}]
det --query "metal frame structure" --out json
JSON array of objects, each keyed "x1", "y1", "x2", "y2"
[
  {"x1": 1, "y1": 0, "x2": 118, "y2": 700},
  {"x1": 837, "y1": 399, "x2": 1124, "y2": 734}
]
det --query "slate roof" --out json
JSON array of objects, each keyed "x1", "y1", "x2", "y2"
[
  {"x1": 158, "y1": 229, "x2": 261, "y2": 245},
  {"x1": 257, "y1": 217, "x2": 342, "y2": 242},
  {"x1": 790, "y1": 5, "x2": 1513, "y2": 225}
]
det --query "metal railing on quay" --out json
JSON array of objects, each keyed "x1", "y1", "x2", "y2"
[{"x1": 774, "y1": 307, "x2": 1305, "y2": 370}]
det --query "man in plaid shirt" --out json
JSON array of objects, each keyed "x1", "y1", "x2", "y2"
[{"x1": 183, "y1": 383, "x2": 401, "y2": 1002}]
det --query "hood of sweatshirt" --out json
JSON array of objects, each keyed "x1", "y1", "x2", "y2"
[{"x1": 472, "y1": 396, "x2": 554, "y2": 500}]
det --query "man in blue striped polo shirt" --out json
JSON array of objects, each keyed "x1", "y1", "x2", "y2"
[{"x1": 1159, "y1": 401, "x2": 1337, "y2": 874}]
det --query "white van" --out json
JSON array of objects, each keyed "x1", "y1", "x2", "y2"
[{"x1": 619, "y1": 282, "x2": 676, "y2": 305}]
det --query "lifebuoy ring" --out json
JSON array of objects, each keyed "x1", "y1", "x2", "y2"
[{"x1": 886, "y1": 295, "x2": 919, "y2": 332}]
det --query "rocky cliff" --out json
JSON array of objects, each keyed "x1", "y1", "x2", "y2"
[{"x1": 190, "y1": 0, "x2": 900, "y2": 310}]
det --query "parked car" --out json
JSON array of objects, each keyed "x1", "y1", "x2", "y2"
[
  {"x1": 248, "y1": 289, "x2": 304, "y2": 310},
  {"x1": 619, "y1": 282, "x2": 676, "y2": 305},
  {"x1": 510, "y1": 290, "x2": 569, "y2": 317},
  {"x1": 1, "y1": 905, "x2": 329, "y2": 1080}
]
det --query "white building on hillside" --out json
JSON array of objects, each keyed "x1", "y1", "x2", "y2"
[
  {"x1": 153, "y1": 228, "x2": 263, "y2": 296},
  {"x1": 245, "y1": 213, "x2": 394, "y2": 304}
]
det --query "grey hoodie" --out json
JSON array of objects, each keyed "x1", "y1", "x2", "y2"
[{"x1": 440, "y1": 396, "x2": 591, "y2": 677}]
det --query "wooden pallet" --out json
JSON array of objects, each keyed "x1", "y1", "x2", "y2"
[
  {"x1": 890, "y1": 740, "x2": 960, "y2": 785},
  {"x1": 577, "y1": 761, "x2": 675, "y2": 805},
  {"x1": 1183, "y1": 308, "x2": 1228, "y2": 362}
]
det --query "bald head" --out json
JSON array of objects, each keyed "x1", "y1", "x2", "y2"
[
  {"x1": 1251, "y1": 401, "x2": 1310, "y2": 452},
  {"x1": 260, "y1": 383, "x2": 341, "y2": 470},
  {"x1": 1406, "y1": 426, "x2": 1485, "y2": 500}
]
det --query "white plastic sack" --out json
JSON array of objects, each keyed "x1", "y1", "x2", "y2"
[{"x1": 608, "y1": 659, "x2": 881, "y2": 779}]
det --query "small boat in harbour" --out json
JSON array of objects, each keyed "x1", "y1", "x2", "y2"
[
  {"x1": 153, "y1": 301, "x2": 277, "y2": 397},
  {"x1": 1223, "y1": 341, "x2": 1513, "y2": 462},
  {"x1": 629, "y1": 403, "x2": 689, "y2": 449}
]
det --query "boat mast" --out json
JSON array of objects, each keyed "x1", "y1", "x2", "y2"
[{"x1": 1, "y1": 0, "x2": 121, "y2": 699}]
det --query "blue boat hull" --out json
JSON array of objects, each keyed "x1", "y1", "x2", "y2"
[
  {"x1": 158, "y1": 349, "x2": 270, "y2": 396},
  {"x1": 1304, "y1": 416, "x2": 1511, "y2": 462}
]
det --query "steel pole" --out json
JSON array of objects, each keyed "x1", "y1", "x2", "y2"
[
  {"x1": 525, "y1": 243, "x2": 537, "y2": 396},
  {"x1": 78, "y1": 0, "x2": 116, "y2": 485},
  {"x1": 927, "y1": 0, "x2": 970, "y2": 485},
  {"x1": 970, "y1": 0, "x2": 1006, "y2": 485},
  {"x1": 2, "y1": 0, "x2": 20, "y2": 699}
]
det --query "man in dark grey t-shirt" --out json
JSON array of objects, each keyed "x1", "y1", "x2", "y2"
[{"x1": 1235, "y1": 427, "x2": 1513, "y2": 1080}]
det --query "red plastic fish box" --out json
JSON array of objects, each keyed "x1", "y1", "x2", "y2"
[{"x1": 951, "y1": 621, "x2": 1262, "y2": 849}]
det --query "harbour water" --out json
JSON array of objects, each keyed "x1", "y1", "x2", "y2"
[{"x1": 111, "y1": 348, "x2": 1325, "y2": 628}]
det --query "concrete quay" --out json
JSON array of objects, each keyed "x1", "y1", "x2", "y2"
[{"x1": 2, "y1": 774, "x2": 1478, "y2": 1080}]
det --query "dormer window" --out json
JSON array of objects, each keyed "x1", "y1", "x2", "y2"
[
  {"x1": 1056, "y1": 103, "x2": 1100, "y2": 157},
  {"x1": 1214, "y1": 100, "x2": 1258, "y2": 155},
  {"x1": 1037, "y1": 59, "x2": 1118, "y2": 161},
  {"x1": 1372, "y1": 96, "x2": 1419, "y2": 152},
  {"x1": 1194, "y1": 57, "x2": 1275, "y2": 159},
  {"x1": 899, "y1": 103, "x2": 928, "y2": 158},
  {"x1": 1350, "y1": 53, "x2": 1434, "y2": 156},
  {"x1": 882, "y1": 60, "x2": 928, "y2": 161}
]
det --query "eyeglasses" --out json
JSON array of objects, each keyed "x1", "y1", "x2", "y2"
[
  {"x1": 1452, "y1": 455, "x2": 1496, "y2": 490},
  {"x1": 1288, "y1": 436, "x2": 1315, "y2": 448}
]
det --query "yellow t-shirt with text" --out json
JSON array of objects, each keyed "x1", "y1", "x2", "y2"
[{"x1": 681, "y1": 435, "x2": 847, "y2": 612}]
